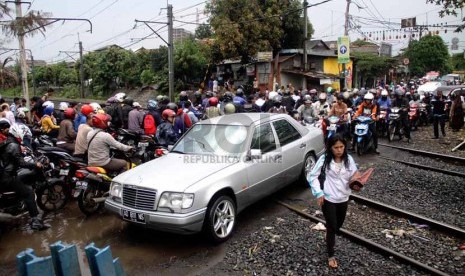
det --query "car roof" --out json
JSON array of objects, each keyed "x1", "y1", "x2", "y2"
[{"x1": 199, "y1": 113, "x2": 289, "y2": 127}]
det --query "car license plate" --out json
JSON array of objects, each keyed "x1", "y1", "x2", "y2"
[
  {"x1": 138, "y1": 142, "x2": 149, "y2": 147},
  {"x1": 122, "y1": 209, "x2": 146, "y2": 224},
  {"x1": 59, "y1": 169, "x2": 69, "y2": 176},
  {"x1": 76, "y1": 181, "x2": 88, "y2": 189}
]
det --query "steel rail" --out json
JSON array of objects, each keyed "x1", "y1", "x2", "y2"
[
  {"x1": 379, "y1": 156, "x2": 465, "y2": 178},
  {"x1": 276, "y1": 200, "x2": 450, "y2": 276},
  {"x1": 378, "y1": 143, "x2": 465, "y2": 164},
  {"x1": 349, "y1": 194, "x2": 465, "y2": 238}
]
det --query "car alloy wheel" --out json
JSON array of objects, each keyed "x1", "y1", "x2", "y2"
[
  {"x1": 304, "y1": 154, "x2": 316, "y2": 178},
  {"x1": 205, "y1": 195, "x2": 236, "y2": 243}
]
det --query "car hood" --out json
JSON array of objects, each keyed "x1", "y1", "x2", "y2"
[{"x1": 113, "y1": 153, "x2": 236, "y2": 191}]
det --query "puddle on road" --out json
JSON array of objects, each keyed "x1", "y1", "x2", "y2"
[{"x1": 0, "y1": 203, "x2": 225, "y2": 275}]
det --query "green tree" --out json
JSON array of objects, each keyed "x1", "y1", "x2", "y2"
[
  {"x1": 404, "y1": 35, "x2": 451, "y2": 76},
  {"x1": 427, "y1": 0, "x2": 464, "y2": 32},
  {"x1": 352, "y1": 52, "x2": 396, "y2": 85},
  {"x1": 195, "y1": 24, "x2": 213, "y2": 39},
  {"x1": 140, "y1": 69, "x2": 155, "y2": 85},
  {"x1": 450, "y1": 53, "x2": 465, "y2": 71},
  {"x1": 175, "y1": 38, "x2": 209, "y2": 86},
  {"x1": 281, "y1": 0, "x2": 314, "y2": 49}
]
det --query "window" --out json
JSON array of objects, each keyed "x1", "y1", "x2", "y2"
[
  {"x1": 250, "y1": 123, "x2": 276, "y2": 154},
  {"x1": 272, "y1": 120, "x2": 302, "y2": 146}
]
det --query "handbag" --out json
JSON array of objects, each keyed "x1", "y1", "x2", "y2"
[{"x1": 318, "y1": 161, "x2": 327, "y2": 190}]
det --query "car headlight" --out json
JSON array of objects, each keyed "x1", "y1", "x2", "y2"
[
  {"x1": 109, "y1": 182, "x2": 123, "y2": 199},
  {"x1": 158, "y1": 192, "x2": 194, "y2": 211}
]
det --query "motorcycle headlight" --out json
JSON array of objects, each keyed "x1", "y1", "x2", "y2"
[
  {"x1": 110, "y1": 182, "x2": 123, "y2": 199},
  {"x1": 158, "y1": 192, "x2": 194, "y2": 211}
]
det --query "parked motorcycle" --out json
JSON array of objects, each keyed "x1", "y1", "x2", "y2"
[
  {"x1": 354, "y1": 115, "x2": 375, "y2": 156},
  {"x1": 418, "y1": 103, "x2": 429, "y2": 127}
]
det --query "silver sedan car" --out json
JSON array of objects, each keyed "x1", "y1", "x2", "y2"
[{"x1": 105, "y1": 113, "x2": 325, "y2": 242}]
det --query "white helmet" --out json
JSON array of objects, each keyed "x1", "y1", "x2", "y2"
[
  {"x1": 42, "y1": 100, "x2": 54, "y2": 109},
  {"x1": 114, "y1": 92, "x2": 126, "y2": 103},
  {"x1": 17, "y1": 107, "x2": 29, "y2": 119},
  {"x1": 364, "y1": 93, "x2": 374, "y2": 100},
  {"x1": 318, "y1": 93, "x2": 327, "y2": 100},
  {"x1": 268, "y1": 91, "x2": 278, "y2": 101},
  {"x1": 59, "y1": 102, "x2": 69, "y2": 111},
  {"x1": 343, "y1": 91, "x2": 350, "y2": 100},
  {"x1": 89, "y1": 102, "x2": 102, "y2": 113},
  {"x1": 381, "y1": 89, "x2": 389, "y2": 96},
  {"x1": 353, "y1": 88, "x2": 359, "y2": 93},
  {"x1": 9, "y1": 124, "x2": 27, "y2": 142}
]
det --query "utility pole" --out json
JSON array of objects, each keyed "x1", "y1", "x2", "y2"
[
  {"x1": 342, "y1": 0, "x2": 351, "y2": 90},
  {"x1": 302, "y1": 0, "x2": 308, "y2": 90},
  {"x1": 15, "y1": 0, "x2": 30, "y2": 109},
  {"x1": 30, "y1": 53, "x2": 36, "y2": 96},
  {"x1": 167, "y1": 4, "x2": 174, "y2": 102},
  {"x1": 79, "y1": 40, "x2": 85, "y2": 98}
]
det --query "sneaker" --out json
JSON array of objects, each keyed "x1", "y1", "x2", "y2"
[
  {"x1": 30, "y1": 218, "x2": 50, "y2": 231},
  {"x1": 374, "y1": 149, "x2": 380, "y2": 154}
]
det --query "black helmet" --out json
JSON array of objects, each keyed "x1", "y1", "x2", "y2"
[
  {"x1": 224, "y1": 92, "x2": 234, "y2": 102},
  {"x1": 194, "y1": 91, "x2": 202, "y2": 99},
  {"x1": 236, "y1": 88, "x2": 244, "y2": 96},
  {"x1": 0, "y1": 118, "x2": 11, "y2": 130},
  {"x1": 166, "y1": 102, "x2": 178, "y2": 113},
  {"x1": 124, "y1": 97, "x2": 134, "y2": 106},
  {"x1": 179, "y1": 91, "x2": 188, "y2": 101}
]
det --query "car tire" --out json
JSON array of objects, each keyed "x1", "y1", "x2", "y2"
[
  {"x1": 300, "y1": 153, "x2": 316, "y2": 185},
  {"x1": 204, "y1": 195, "x2": 236, "y2": 243}
]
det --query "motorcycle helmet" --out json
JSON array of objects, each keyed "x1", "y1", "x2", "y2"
[
  {"x1": 224, "y1": 103, "x2": 236, "y2": 114},
  {"x1": 42, "y1": 100, "x2": 54, "y2": 109},
  {"x1": 0, "y1": 118, "x2": 10, "y2": 131},
  {"x1": 208, "y1": 97, "x2": 219, "y2": 107},
  {"x1": 359, "y1": 88, "x2": 366, "y2": 96},
  {"x1": 413, "y1": 93, "x2": 420, "y2": 101},
  {"x1": 303, "y1": 95, "x2": 312, "y2": 104},
  {"x1": 396, "y1": 89, "x2": 404, "y2": 96},
  {"x1": 268, "y1": 91, "x2": 278, "y2": 101},
  {"x1": 89, "y1": 102, "x2": 102, "y2": 113},
  {"x1": 114, "y1": 92, "x2": 126, "y2": 103},
  {"x1": 156, "y1": 95, "x2": 164, "y2": 102},
  {"x1": 326, "y1": 87, "x2": 333, "y2": 93},
  {"x1": 206, "y1": 91, "x2": 214, "y2": 98},
  {"x1": 147, "y1": 100, "x2": 158, "y2": 110},
  {"x1": 352, "y1": 88, "x2": 359, "y2": 94},
  {"x1": 273, "y1": 95, "x2": 282, "y2": 107},
  {"x1": 81, "y1": 104, "x2": 94, "y2": 116},
  {"x1": 59, "y1": 102, "x2": 69, "y2": 111},
  {"x1": 343, "y1": 91, "x2": 350, "y2": 100},
  {"x1": 162, "y1": 109, "x2": 176, "y2": 120},
  {"x1": 92, "y1": 113, "x2": 111, "y2": 130},
  {"x1": 43, "y1": 106, "x2": 54, "y2": 116},
  {"x1": 236, "y1": 88, "x2": 244, "y2": 97},
  {"x1": 179, "y1": 91, "x2": 188, "y2": 101},
  {"x1": 381, "y1": 89, "x2": 389, "y2": 97},
  {"x1": 123, "y1": 97, "x2": 134, "y2": 106},
  {"x1": 194, "y1": 91, "x2": 202, "y2": 100},
  {"x1": 309, "y1": 89, "x2": 317, "y2": 94},
  {"x1": 16, "y1": 107, "x2": 28, "y2": 119},
  {"x1": 64, "y1": 108, "x2": 76, "y2": 119},
  {"x1": 224, "y1": 92, "x2": 234, "y2": 102},
  {"x1": 166, "y1": 102, "x2": 178, "y2": 113},
  {"x1": 284, "y1": 89, "x2": 291, "y2": 95},
  {"x1": 318, "y1": 93, "x2": 327, "y2": 100},
  {"x1": 9, "y1": 123, "x2": 26, "y2": 142},
  {"x1": 364, "y1": 93, "x2": 374, "y2": 101},
  {"x1": 107, "y1": 97, "x2": 116, "y2": 104}
]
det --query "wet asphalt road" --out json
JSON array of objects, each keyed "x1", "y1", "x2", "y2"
[{"x1": 0, "y1": 148, "x2": 382, "y2": 275}]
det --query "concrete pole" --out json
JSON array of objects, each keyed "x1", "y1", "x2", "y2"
[
  {"x1": 79, "y1": 41, "x2": 85, "y2": 98},
  {"x1": 167, "y1": 4, "x2": 174, "y2": 101},
  {"x1": 342, "y1": 0, "x2": 350, "y2": 90},
  {"x1": 302, "y1": 0, "x2": 308, "y2": 90},
  {"x1": 15, "y1": 0, "x2": 30, "y2": 109},
  {"x1": 30, "y1": 54, "x2": 36, "y2": 96}
]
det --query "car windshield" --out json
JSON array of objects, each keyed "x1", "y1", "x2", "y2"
[{"x1": 172, "y1": 124, "x2": 248, "y2": 156}]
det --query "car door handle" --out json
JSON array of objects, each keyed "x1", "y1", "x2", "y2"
[{"x1": 299, "y1": 143, "x2": 306, "y2": 148}]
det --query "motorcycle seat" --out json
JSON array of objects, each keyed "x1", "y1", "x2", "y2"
[
  {"x1": 86, "y1": 167, "x2": 107, "y2": 174},
  {"x1": 68, "y1": 156, "x2": 85, "y2": 163},
  {"x1": 38, "y1": 146, "x2": 69, "y2": 153}
]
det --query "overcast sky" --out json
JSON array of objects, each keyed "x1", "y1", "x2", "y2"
[{"x1": 1, "y1": 0, "x2": 463, "y2": 63}]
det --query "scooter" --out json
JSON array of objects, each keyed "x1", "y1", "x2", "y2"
[
  {"x1": 418, "y1": 103, "x2": 429, "y2": 127},
  {"x1": 387, "y1": 107, "x2": 405, "y2": 142},
  {"x1": 377, "y1": 107, "x2": 388, "y2": 137},
  {"x1": 74, "y1": 151, "x2": 136, "y2": 216},
  {"x1": 354, "y1": 115, "x2": 375, "y2": 156}
]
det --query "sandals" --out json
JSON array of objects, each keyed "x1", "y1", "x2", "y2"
[{"x1": 328, "y1": 257, "x2": 338, "y2": 268}]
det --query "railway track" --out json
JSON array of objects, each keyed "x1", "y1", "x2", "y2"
[
  {"x1": 378, "y1": 143, "x2": 465, "y2": 164},
  {"x1": 276, "y1": 197, "x2": 464, "y2": 276},
  {"x1": 378, "y1": 156, "x2": 465, "y2": 178}
]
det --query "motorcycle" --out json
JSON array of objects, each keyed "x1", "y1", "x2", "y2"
[
  {"x1": 418, "y1": 103, "x2": 429, "y2": 127},
  {"x1": 354, "y1": 115, "x2": 375, "y2": 156},
  {"x1": 387, "y1": 107, "x2": 405, "y2": 142},
  {"x1": 377, "y1": 107, "x2": 388, "y2": 137},
  {"x1": 74, "y1": 151, "x2": 136, "y2": 216},
  {"x1": 408, "y1": 103, "x2": 419, "y2": 130}
]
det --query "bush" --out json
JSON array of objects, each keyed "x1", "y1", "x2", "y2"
[{"x1": 60, "y1": 84, "x2": 80, "y2": 99}]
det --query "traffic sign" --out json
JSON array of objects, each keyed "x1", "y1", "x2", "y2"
[{"x1": 337, "y1": 36, "x2": 350, "y2": 64}]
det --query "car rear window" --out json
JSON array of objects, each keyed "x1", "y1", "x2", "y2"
[{"x1": 272, "y1": 119, "x2": 301, "y2": 146}]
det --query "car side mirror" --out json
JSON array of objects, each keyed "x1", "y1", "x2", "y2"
[
  {"x1": 167, "y1": 145, "x2": 174, "y2": 151},
  {"x1": 249, "y1": 149, "x2": 262, "y2": 160}
]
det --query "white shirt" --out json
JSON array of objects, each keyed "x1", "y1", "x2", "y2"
[{"x1": 308, "y1": 154, "x2": 357, "y2": 203}]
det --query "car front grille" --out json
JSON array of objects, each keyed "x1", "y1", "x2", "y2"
[{"x1": 122, "y1": 186, "x2": 157, "y2": 211}]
